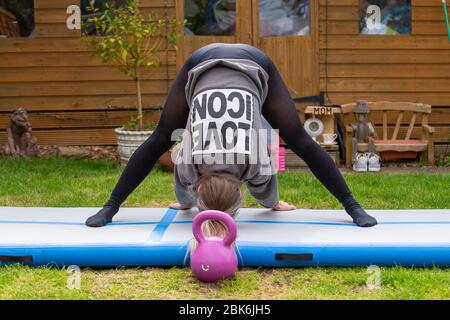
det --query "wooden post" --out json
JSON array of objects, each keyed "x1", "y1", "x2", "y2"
[{"x1": 428, "y1": 132, "x2": 435, "y2": 165}]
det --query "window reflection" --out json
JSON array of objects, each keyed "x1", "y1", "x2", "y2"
[
  {"x1": 185, "y1": 0, "x2": 236, "y2": 36},
  {"x1": 0, "y1": 0, "x2": 35, "y2": 38},
  {"x1": 81, "y1": 0, "x2": 128, "y2": 36},
  {"x1": 259, "y1": 0, "x2": 310, "y2": 37},
  {"x1": 360, "y1": 0, "x2": 411, "y2": 35}
]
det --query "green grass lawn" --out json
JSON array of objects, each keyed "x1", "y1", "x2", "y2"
[{"x1": 0, "y1": 157, "x2": 449, "y2": 300}]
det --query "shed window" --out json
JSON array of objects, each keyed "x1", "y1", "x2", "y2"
[
  {"x1": 0, "y1": 0, "x2": 35, "y2": 38},
  {"x1": 259, "y1": 0, "x2": 310, "y2": 37},
  {"x1": 81, "y1": 0, "x2": 128, "y2": 36},
  {"x1": 184, "y1": 0, "x2": 236, "y2": 36},
  {"x1": 360, "y1": 0, "x2": 411, "y2": 35}
]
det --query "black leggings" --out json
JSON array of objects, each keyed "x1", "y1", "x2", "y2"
[{"x1": 105, "y1": 43, "x2": 358, "y2": 211}]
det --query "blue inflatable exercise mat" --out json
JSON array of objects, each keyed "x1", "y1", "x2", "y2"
[{"x1": 0, "y1": 207, "x2": 449, "y2": 267}]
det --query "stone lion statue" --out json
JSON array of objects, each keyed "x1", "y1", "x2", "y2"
[{"x1": 4, "y1": 108, "x2": 38, "y2": 157}]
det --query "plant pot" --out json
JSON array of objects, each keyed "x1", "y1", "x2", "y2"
[
  {"x1": 159, "y1": 143, "x2": 181, "y2": 172},
  {"x1": 115, "y1": 127, "x2": 153, "y2": 166},
  {"x1": 159, "y1": 150, "x2": 175, "y2": 172}
]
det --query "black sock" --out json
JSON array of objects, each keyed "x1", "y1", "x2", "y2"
[
  {"x1": 85, "y1": 199, "x2": 119, "y2": 228},
  {"x1": 341, "y1": 196, "x2": 378, "y2": 227}
]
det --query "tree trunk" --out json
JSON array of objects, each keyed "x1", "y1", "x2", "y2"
[{"x1": 135, "y1": 75, "x2": 144, "y2": 131}]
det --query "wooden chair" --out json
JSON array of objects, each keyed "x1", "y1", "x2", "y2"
[
  {"x1": 341, "y1": 101, "x2": 435, "y2": 167},
  {"x1": 0, "y1": 7, "x2": 21, "y2": 37}
]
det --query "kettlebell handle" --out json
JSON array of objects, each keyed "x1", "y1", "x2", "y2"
[{"x1": 192, "y1": 210, "x2": 237, "y2": 246}]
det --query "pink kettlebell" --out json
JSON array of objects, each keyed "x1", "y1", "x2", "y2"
[{"x1": 190, "y1": 210, "x2": 238, "y2": 282}]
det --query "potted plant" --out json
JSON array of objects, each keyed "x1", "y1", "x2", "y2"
[{"x1": 82, "y1": 0, "x2": 182, "y2": 165}]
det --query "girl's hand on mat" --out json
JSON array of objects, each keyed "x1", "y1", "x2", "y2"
[
  {"x1": 273, "y1": 200, "x2": 296, "y2": 211},
  {"x1": 169, "y1": 203, "x2": 192, "y2": 210}
]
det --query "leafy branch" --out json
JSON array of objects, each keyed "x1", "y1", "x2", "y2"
[{"x1": 82, "y1": 0, "x2": 183, "y2": 131}]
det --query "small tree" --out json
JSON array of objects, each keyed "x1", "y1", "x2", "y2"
[{"x1": 83, "y1": 0, "x2": 182, "y2": 131}]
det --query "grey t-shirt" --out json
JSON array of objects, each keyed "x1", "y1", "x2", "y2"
[{"x1": 174, "y1": 58, "x2": 279, "y2": 208}]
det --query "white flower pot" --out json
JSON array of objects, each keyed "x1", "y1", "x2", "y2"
[{"x1": 115, "y1": 127, "x2": 153, "y2": 166}]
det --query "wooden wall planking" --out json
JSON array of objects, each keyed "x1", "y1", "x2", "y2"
[
  {"x1": 0, "y1": 109, "x2": 162, "y2": 129},
  {"x1": 0, "y1": 0, "x2": 449, "y2": 146},
  {"x1": 319, "y1": 0, "x2": 450, "y2": 143},
  {"x1": 0, "y1": 0, "x2": 176, "y2": 145}
]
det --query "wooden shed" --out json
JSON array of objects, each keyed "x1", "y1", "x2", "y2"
[{"x1": 0, "y1": 0, "x2": 449, "y2": 151}]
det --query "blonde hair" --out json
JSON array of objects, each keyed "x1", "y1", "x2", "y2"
[{"x1": 189, "y1": 173, "x2": 242, "y2": 253}]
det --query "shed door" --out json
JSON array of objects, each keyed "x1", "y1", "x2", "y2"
[{"x1": 177, "y1": 0, "x2": 319, "y2": 103}]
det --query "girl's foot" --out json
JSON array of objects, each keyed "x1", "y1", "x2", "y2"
[
  {"x1": 273, "y1": 200, "x2": 296, "y2": 211},
  {"x1": 169, "y1": 203, "x2": 192, "y2": 210},
  {"x1": 347, "y1": 207, "x2": 378, "y2": 227},
  {"x1": 85, "y1": 206, "x2": 118, "y2": 227}
]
